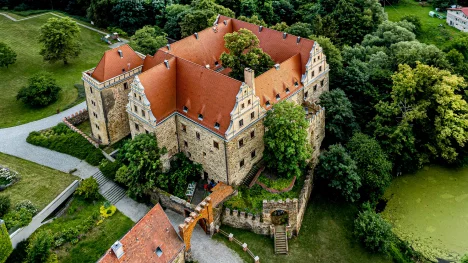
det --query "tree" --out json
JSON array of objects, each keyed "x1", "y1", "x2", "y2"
[
  {"x1": 39, "y1": 17, "x2": 81, "y2": 65},
  {"x1": 400, "y1": 15, "x2": 422, "y2": 36},
  {"x1": 0, "y1": 219, "x2": 12, "y2": 263},
  {"x1": 285, "y1": 22, "x2": 313, "y2": 38},
  {"x1": 314, "y1": 36, "x2": 343, "y2": 88},
  {"x1": 130, "y1": 26, "x2": 167, "y2": 55},
  {"x1": 361, "y1": 21, "x2": 415, "y2": 48},
  {"x1": 111, "y1": 0, "x2": 148, "y2": 35},
  {"x1": 0, "y1": 196, "x2": 11, "y2": 217},
  {"x1": 75, "y1": 177, "x2": 100, "y2": 200},
  {"x1": 319, "y1": 89, "x2": 359, "y2": 145},
  {"x1": 86, "y1": 0, "x2": 117, "y2": 28},
  {"x1": 237, "y1": 15, "x2": 267, "y2": 27},
  {"x1": 347, "y1": 133, "x2": 392, "y2": 201},
  {"x1": 271, "y1": 0, "x2": 295, "y2": 25},
  {"x1": 354, "y1": 203, "x2": 393, "y2": 253},
  {"x1": 16, "y1": 73, "x2": 61, "y2": 107},
  {"x1": 316, "y1": 144, "x2": 361, "y2": 202},
  {"x1": 220, "y1": 28, "x2": 275, "y2": 80},
  {"x1": 390, "y1": 41, "x2": 449, "y2": 69},
  {"x1": 433, "y1": 0, "x2": 455, "y2": 9},
  {"x1": 163, "y1": 4, "x2": 191, "y2": 39},
  {"x1": 263, "y1": 101, "x2": 311, "y2": 179},
  {"x1": 0, "y1": 42, "x2": 17, "y2": 68},
  {"x1": 270, "y1": 22, "x2": 289, "y2": 31},
  {"x1": 461, "y1": 254, "x2": 468, "y2": 263},
  {"x1": 27, "y1": 230, "x2": 52, "y2": 263},
  {"x1": 162, "y1": 153, "x2": 203, "y2": 198},
  {"x1": 373, "y1": 63, "x2": 468, "y2": 173},
  {"x1": 116, "y1": 134, "x2": 167, "y2": 199}
]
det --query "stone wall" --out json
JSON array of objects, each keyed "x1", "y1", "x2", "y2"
[
  {"x1": 296, "y1": 170, "x2": 314, "y2": 235},
  {"x1": 65, "y1": 109, "x2": 89, "y2": 125},
  {"x1": 222, "y1": 208, "x2": 270, "y2": 235},
  {"x1": 149, "y1": 188, "x2": 195, "y2": 216},
  {"x1": 84, "y1": 81, "x2": 109, "y2": 144},
  {"x1": 262, "y1": 198, "x2": 299, "y2": 236}
]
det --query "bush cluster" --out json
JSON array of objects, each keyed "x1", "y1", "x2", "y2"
[
  {"x1": 0, "y1": 219, "x2": 13, "y2": 263},
  {"x1": 16, "y1": 73, "x2": 61, "y2": 107},
  {"x1": 27, "y1": 123, "x2": 104, "y2": 166},
  {"x1": 52, "y1": 213, "x2": 98, "y2": 248},
  {"x1": 3, "y1": 200, "x2": 38, "y2": 230},
  {"x1": 99, "y1": 160, "x2": 121, "y2": 180},
  {"x1": 354, "y1": 203, "x2": 393, "y2": 253},
  {"x1": 0, "y1": 195, "x2": 11, "y2": 217}
]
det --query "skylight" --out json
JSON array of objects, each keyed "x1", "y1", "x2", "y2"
[
  {"x1": 183, "y1": 106, "x2": 188, "y2": 113},
  {"x1": 276, "y1": 94, "x2": 280, "y2": 100},
  {"x1": 156, "y1": 247, "x2": 163, "y2": 257},
  {"x1": 266, "y1": 100, "x2": 270, "y2": 107},
  {"x1": 198, "y1": 114, "x2": 204, "y2": 120},
  {"x1": 214, "y1": 122, "x2": 220, "y2": 129}
]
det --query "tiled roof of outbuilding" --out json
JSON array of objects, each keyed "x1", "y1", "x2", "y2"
[
  {"x1": 92, "y1": 45, "x2": 144, "y2": 82},
  {"x1": 448, "y1": 7, "x2": 468, "y2": 16}
]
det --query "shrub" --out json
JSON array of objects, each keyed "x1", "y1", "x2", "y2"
[
  {"x1": 0, "y1": 196, "x2": 11, "y2": 217},
  {"x1": 75, "y1": 178, "x2": 99, "y2": 200},
  {"x1": 97, "y1": 201, "x2": 117, "y2": 225},
  {"x1": 161, "y1": 153, "x2": 202, "y2": 198},
  {"x1": 107, "y1": 27, "x2": 128, "y2": 38},
  {"x1": 4, "y1": 208, "x2": 33, "y2": 230},
  {"x1": 0, "y1": 166, "x2": 19, "y2": 186},
  {"x1": 27, "y1": 230, "x2": 52, "y2": 263},
  {"x1": 99, "y1": 160, "x2": 121, "y2": 180},
  {"x1": 5, "y1": 239, "x2": 28, "y2": 263},
  {"x1": 354, "y1": 203, "x2": 393, "y2": 253},
  {"x1": 0, "y1": 42, "x2": 17, "y2": 68},
  {"x1": 14, "y1": 200, "x2": 38, "y2": 216},
  {"x1": 16, "y1": 73, "x2": 61, "y2": 107},
  {"x1": 0, "y1": 219, "x2": 12, "y2": 263},
  {"x1": 461, "y1": 254, "x2": 468, "y2": 263}
]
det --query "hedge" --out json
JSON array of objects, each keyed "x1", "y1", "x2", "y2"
[{"x1": 0, "y1": 220, "x2": 12, "y2": 263}]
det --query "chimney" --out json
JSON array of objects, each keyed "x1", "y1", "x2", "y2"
[
  {"x1": 118, "y1": 50, "x2": 123, "y2": 58},
  {"x1": 164, "y1": 60, "x2": 170, "y2": 69},
  {"x1": 274, "y1": 64, "x2": 280, "y2": 70},
  {"x1": 297, "y1": 37, "x2": 301, "y2": 43},
  {"x1": 194, "y1": 32, "x2": 199, "y2": 39},
  {"x1": 166, "y1": 44, "x2": 171, "y2": 51},
  {"x1": 111, "y1": 241, "x2": 124, "y2": 259},
  {"x1": 244, "y1": 68, "x2": 255, "y2": 91},
  {"x1": 283, "y1": 32, "x2": 287, "y2": 39},
  {"x1": 259, "y1": 26, "x2": 263, "y2": 32}
]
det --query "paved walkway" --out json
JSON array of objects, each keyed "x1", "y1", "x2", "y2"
[{"x1": 165, "y1": 209, "x2": 243, "y2": 263}]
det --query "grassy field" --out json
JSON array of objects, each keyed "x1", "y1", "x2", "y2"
[
  {"x1": 0, "y1": 13, "x2": 108, "y2": 128},
  {"x1": 35, "y1": 197, "x2": 134, "y2": 263},
  {"x1": 215, "y1": 192, "x2": 392, "y2": 263},
  {"x1": 384, "y1": 0, "x2": 465, "y2": 48},
  {"x1": 0, "y1": 152, "x2": 77, "y2": 210}
]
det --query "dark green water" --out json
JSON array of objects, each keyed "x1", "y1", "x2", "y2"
[{"x1": 382, "y1": 166, "x2": 468, "y2": 261}]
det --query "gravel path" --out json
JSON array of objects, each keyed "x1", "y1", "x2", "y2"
[{"x1": 165, "y1": 209, "x2": 243, "y2": 263}]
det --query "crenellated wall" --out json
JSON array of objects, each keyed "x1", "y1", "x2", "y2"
[{"x1": 222, "y1": 208, "x2": 270, "y2": 235}]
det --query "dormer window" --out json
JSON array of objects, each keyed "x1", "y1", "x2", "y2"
[
  {"x1": 198, "y1": 114, "x2": 204, "y2": 120},
  {"x1": 286, "y1": 88, "x2": 290, "y2": 93},
  {"x1": 215, "y1": 61, "x2": 219, "y2": 66},
  {"x1": 156, "y1": 247, "x2": 163, "y2": 257},
  {"x1": 294, "y1": 81, "x2": 299, "y2": 87},
  {"x1": 266, "y1": 100, "x2": 270, "y2": 107},
  {"x1": 214, "y1": 122, "x2": 220, "y2": 129},
  {"x1": 276, "y1": 94, "x2": 280, "y2": 100},
  {"x1": 183, "y1": 106, "x2": 188, "y2": 113}
]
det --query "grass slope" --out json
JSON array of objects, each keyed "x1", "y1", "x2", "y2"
[
  {"x1": 37, "y1": 197, "x2": 134, "y2": 263},
  {"x1": 0, "y1": 13, "x2": 107, "y2": 128},
  {"x1": 0, "y1": 152, "x2": 77, "y2": 210},
  {"x1": 384, "y1": 0, "x2": 464, "y2": 48},
  {"x1": 215, "y1": 192, "x2": 392, "y2": 263}
]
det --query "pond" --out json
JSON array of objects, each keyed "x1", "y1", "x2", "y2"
[{"x1": 381, "y1": 165, "x2": 468, "y2": 261}]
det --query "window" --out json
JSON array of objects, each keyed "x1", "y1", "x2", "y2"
[
  {"x1": 203, "y1": 152, "x2": 206, "y2": 157},
  {"x1": 95, "y1": 123, "x2": 100, "y2": 130},
  {"x1": 145, "y1": 129, "x2": 149, "y2": 134},
  {"x1": 321, "y1": 80, "x2": 324, "y2": 87},
  {"x1": 239, "y1": 159, "x2": 245, "y2": 168},
  {"x1": 184, "y1": 140, "x2": 188, "y2": 147},
  {"x1": 214, "y1": 122, "x2": 220, "y2": 129},
  {"x1": 91, "y1": 100, "x2": 95, "y2": 106},
  {"x1": 241, "y1": 103, "x2": 245, "y2": 109},
  {"x1": 183, "y1": 106, "x2": 188, "y2": 113},
  {"x1": 93, "y1": 112, "x2": 98, "y2": 118},
  {"x1": 196, "y1": 132, "x2": 200, "y2": 140},
  {"x1": 213, "y1": 141, "x2": 219, "y2": 149},
  {"x1": 182, "y1": 124, "x2": 187, "y2": 132},
  {"x1": 135, "y1": 123, "x2": 139, "y2": 131},
  {"x1": 266, "y1": 100, "x2": 270, "y2": 107},
  {"x1": 313, "y1": 85, "x2": 317, "y2": 91},
  {"x1": 305, "y1": 91, "x2": 309, "y2": 98},
  {"x1": 318, "y1": 55, "x2": 320, "y2": 60},
  {"x1": 251, "y1": 150, "x2": 256, "y2": 159},
  {"x1": 276, "y1": 94, "x2": 280, "y2": 100},
  {"x1": 239, "y1": 119, "x2": 244, "y2": 127},
  {"x1": 198, "y1": 114, "x2": 203, "y2": 120},
  {"x1": 156, "y1": 247, "x2": 163, "y2": 257},
  {"x1": 251, "y1": 112, "x2": 255, "y2": 119},
  {"x1": 250, "y1": 130, "x2": 255, "y2": 138},
  {"x1": 188, "y1": 152, "x2": 191, "y2": 157},
  {"x1": 311, "y1": 71, "x2": 315, "y2": 77},
  {"x1": 248, "y1": 99, "x2": 251, "y2": 105},
  {"x1": 134, "y1": 105, "x2": 138, "y2": 112},
  {"x1": 139, "y1": 96, "x2": 142, "y2": 101},
  {"x1": 134, "y1": 93, "x2": 136, "y2": 98},
  {"x1": 239, "y1": 138, "x2": 244, "y2": 148},
  {"x1": 124, "y1": 83, "x2": 128, "y2": 90},
  {"x1": 319, "y1": 66, "x2": 322, "y2": 72},
  {"x1": 90, "y1": 87, "x2": 93, "y2": 93},
  {"x1": 215, "y1": 61, "x2": 219, "y2": 66},
  {"x1": 286, "y1": 87, "x2": 290, "y2": 93},
  {"x1": 141, "y1": 110, "x2": 145, "y2": 117}
]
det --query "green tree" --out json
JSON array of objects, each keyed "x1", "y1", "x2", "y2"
[
  {"x1": 220, "y1": 28, "x2": 275, "y2": 80},
  {"x1": 361, "y1": 21, "x2": 415, "y2": 48},
  {"x1": 180, "y1": 9, "x2": 217, "y2": 37},
  {"x1": 111, "y1": 0, "x2": 148, "y2": 35},
  {"x1": 0, "y1": 42, "x2": 17, "y2": 68},
  {"x1": 0, "y1": 219, "x2": 12, "y2": 263},
  {"x1": 4, "y1": 208, "x2": 33, "y2": 230},
  {"x1": 130, "y1": 26, "x2": 167, "y2": 55},
  {"x1": 237, "y1": 15, "x2": 267, "y2": 27},
  {"x1": 373, "y1": 63, "x2": 468, "y2": 173},
  {"x1": 87, "y1": 0, "x2": 117, "y2": 28},
  {"x1": 39, "y1": 17, "x2": 81, "y2": 65},
  {"x1": 400, "y1": 15, "x2": 422, "y2": 36},
  {"x1": 285, "y1": 22, "x2": 312, "y2": 38},
  {"x1": 270, "y1": 22, "x2": 289, "y2": 31},
  {"x1": 314, "y1": 36, "x2": 343, "y2": 87},
  {"x1": 354, "y1": 203, "x2": 393, "y2": 253},
  {"x1": 316, "y1": 144, "x2": 361, "y2": 202},
  {"x1": 347, "y1": 133, "x2": 392, "y2": 201},
  {"x1": 263, "y1": 101, "x2": 311, "y2": 179},
  {"x1": 390, "y1": 41, "x2": 449, "y2": 69},
  {"x1": 271, "y1": 0, "x2": 295, "y2": 25},
  {"x1": 319, "y1": 89, "x2": 359, "y2": 145},
  {"x1": 163, "y1": 4, "x2": 191, "y2": 39},
  {"x1": 0, "y1": 196, "x2": 10, "y2": 217},
  {"x1": 116, "y1": 134, "x2": 167, "y2": 199},
  {"x1": 75, "y1": 177, "x2": 100, "y2": 200},
  {"x1": 16, "y1": 73, "x2": 61, "y2": 107},
  {"x1": 461, "y1": 254, "x2": 468, "y2": 263},
  {"x1": 162, "y1": 153, "x2": 203, "y2": 198},
  {"x1": 26, "y1": 230, "x2": 52, "y2": 263}
]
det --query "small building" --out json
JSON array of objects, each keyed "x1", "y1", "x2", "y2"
[
  {"x1": 447, "y1": 7, "x2": 468, "y2": 31},
  {"x1": 98, "y1": 204, "x2": 185, "y2": 263}
]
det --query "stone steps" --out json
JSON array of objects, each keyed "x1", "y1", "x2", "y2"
[
  {"x1": 92, "y1": 170, "x2": 110, "y2": 187},
  {"x1": 92, "y1": 170, "x2": 126, "y2": 204},
  {"x1": 274, "y1": 225, "x2": 288, "y2": 255},
  {"x1": 241, "y1": 160, "x2": 265, "y2": 187}
]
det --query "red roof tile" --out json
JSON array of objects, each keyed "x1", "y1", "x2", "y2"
[
  {"x1": 92, "y1": 45, "x2": 144, "y2": 83},
  {"x1": 448, "y1": 7, "x2": 468, "y2": 16},
  {"x1": 98, "y1": 204, "x2": 184, "y2": 263},
  {"x1": 142, "y1": 51, "x2": 174, "y2": 72}
]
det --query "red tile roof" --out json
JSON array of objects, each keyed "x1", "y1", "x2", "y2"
[
  {"x1": 448, "y1": 7, "x2": 468, "y2": 16},
  {"x1": 92, "y1": 45, "x2": 144, "y2": 83},
  {"x1": 98, "y1": 204, "x2": 184, "y2": 263}
]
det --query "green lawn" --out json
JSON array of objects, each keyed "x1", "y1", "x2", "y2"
[
  {"x1": 0, "y1": 13, "x2": 108, "y2": 128},
  {"x1": 384, "y1": 0, "x2": 465, "y2": 49},
  {"x1": 215, "y1": 192, "x2": 392, "y2": 263},
  {"x1": 37, "y1": 197, "x2": 134, "y2": 263},
  {"x1": 0, "y1": 152, "x2": 77, "y2": 210}
]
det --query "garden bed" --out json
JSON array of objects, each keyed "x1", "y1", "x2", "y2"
[
  {"x1": 0, "y1": 165, "x2": 20, "y2": 190},
  {"x1": 256, "y1": 171, "x2": 296, "y2": 193}
]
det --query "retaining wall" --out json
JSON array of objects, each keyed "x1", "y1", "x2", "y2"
[
  {"x1": 221, "y1": 208, "x2": 270, "y2": 235},
  {"x1": 149, "y1": 188, "x2": 196, "y2": 216}
]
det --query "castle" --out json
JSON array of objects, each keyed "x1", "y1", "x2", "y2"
[{"x1": 82, "y1": 15, "x2": 328, "y2": 185}]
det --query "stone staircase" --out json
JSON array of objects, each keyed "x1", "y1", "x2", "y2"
[
  {"x1": 241, "y1": 160, "x2": 265, "y2": 187},
  {"x1": 274, "y1": 225, "x2": 288, "y2": 255},
  {"x1": 92, "y1": 171, "x2": 126, "y2": 204}
]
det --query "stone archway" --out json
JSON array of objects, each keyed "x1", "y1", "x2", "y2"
[{"x1": 271, "y1": 210, "x2": 289, "y2": 225}]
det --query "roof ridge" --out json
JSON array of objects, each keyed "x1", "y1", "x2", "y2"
[{"x1": 173, "y1": 55, "x2": 242, "y2": 84}]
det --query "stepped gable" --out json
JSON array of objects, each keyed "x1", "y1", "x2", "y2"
[
  {"x1": 92, "y1": 44, "x2": 144, "y2": 82},
  {"x1": 219, "y1": 15, "x2": 314, "y2": 74},
  {"x1": 138, "y1": 57, "x2": 177, "y2": 122},
  {"x1": 98, "y1": 204, "x2": 184, "y2": 263},
  {"x1": 255, "y1": 54, "x2": 303, "y2": 109},
  {"x1": 142, "y1": 51, "x2": 174, "y2": 72}
]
